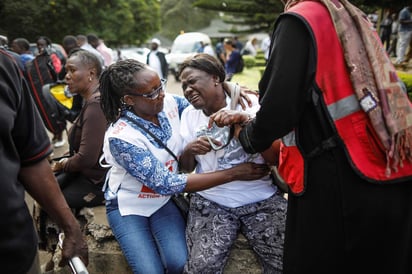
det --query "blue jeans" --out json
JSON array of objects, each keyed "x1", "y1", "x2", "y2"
[{"x1": 106, "y1": 198, "x2": 187, "y2": 274}]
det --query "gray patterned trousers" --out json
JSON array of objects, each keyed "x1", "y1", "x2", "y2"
[{"x1": 183, "y1": 192, "x2": 287, "y2": 274}]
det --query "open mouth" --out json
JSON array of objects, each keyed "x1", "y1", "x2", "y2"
[{"x1": 188, "y1": 94, "x2": 200, "y2": 104}]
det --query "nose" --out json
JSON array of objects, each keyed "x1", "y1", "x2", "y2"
[
  {"x1": 182, "y1": 85, "x2": 192, "y2": 98},
  {"x1": 65, "y1": 71, "x2": 71, "y2": 81}
]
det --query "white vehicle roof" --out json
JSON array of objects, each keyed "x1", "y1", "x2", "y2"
[{"x1": 170, "y1": 32, "x2": 211, "y2": 54}]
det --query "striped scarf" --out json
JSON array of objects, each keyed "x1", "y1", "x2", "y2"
[{"x1": 285, "y1": 0, "x2": 412, "y2": 175}]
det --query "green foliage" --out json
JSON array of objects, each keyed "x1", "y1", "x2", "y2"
[
  {"x1": 255, "y1": 59, "x2": 266, "y2": 67},
  {"x1": 194, "y1": 0, "x2": 283, "y2": 33},
  {"x1": 397, "y1": 71, "x2": 412, "y2": 101},
  {"x1": 193, "y1": 0, "x2": 406, "y2": 35},
  {"x1": 160, "y1": 0, "x2": 218, "y2": 40},
  {"x1": 242, "y1": 55, "x2": 256, "y2": 68},
  {"x1": 0, "y1": 1, "x2": 47, "y2": 40},
  {"x1": 232, "y1": 66, "x2": 261, "y2": 91},
  {"x1": 0, "y1": 0, "x2": 407, "y2": 49},
  {"x1": 255, "y1": 52, "x2": 265, "y2": 61},
  {"x1": 0, "y1": 0, "x2": 159, "y2": 47}
]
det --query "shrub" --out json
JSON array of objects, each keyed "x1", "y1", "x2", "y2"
[
  {"x1": 255, "y1": 51, "x2": 265, "y2": 61},
  {"x1": 242, "y1": 55, "x2": 256, "y2": 68},
  {"x1": 397, "y1": 71, "x2": 412, "y2": 101},
  {"x1": 255, "y1": 59, "x2": 266, "y2": 67}
]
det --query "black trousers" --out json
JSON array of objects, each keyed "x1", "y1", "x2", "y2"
[{"x1": 283, "y1": 147, "x2": 412, "y2": 274}]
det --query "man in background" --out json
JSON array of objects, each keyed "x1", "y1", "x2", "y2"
[
  {"x1": 396, "y1": 5, "x2": 412, "y2": 64},
  {"x1": 10, "y1": 37, "x2": 35, "y2": 67},
  {"x1": 87, "y1": 34, "x2": 114, "y2": 67},
  {"x1": 0, "y1": 35, "x2": 24, "y2": 70},
  {"x1": 76, "y1": 34, "x2": 104, "y2": 67},
  {"x1": 0, "y1": 48, "x2": 88, "y2": 273},
  {"x1": 260, "y1": 33, "x2": 271, "y2": 64},
  {"x1": 146, "y1": 38, "x2": 168, "y2": 80}
]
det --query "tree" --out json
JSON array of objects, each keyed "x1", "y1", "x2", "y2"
[
  {"x1": 0, "y1": 0, "x2": 159, "y2": 47},
  {"x1": 0, "y1": 0, "x2": 48, "y2": 40},
  {"x1": 193, "y1": 0, "x2": 407, "y2": 34},
  {"x1": 160, "y1": 0, "x2": 218, "y2": 40},
  {"x1": 194, "y1": 0, "x2": 282, "y2": 33}
]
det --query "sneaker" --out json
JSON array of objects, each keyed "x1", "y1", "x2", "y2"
[{"x1": 54, "y1": 139, "x2": 66, "y2": 148}]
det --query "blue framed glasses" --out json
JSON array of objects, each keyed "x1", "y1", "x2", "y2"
[{"x1": 127, "y1": 78, "x2": 167, "y2": 100}]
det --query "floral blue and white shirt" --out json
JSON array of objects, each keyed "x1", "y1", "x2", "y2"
[{"x1": 103, "y1": 93, "x2": 189, "y2": 217}]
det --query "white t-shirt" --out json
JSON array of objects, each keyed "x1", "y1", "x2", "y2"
[
  {"x1": 243, "y1": 40, "x2": 257, "y2": 56},
  {"x1": 180, "y1": 94, "x2": 276, "y2": 208}
]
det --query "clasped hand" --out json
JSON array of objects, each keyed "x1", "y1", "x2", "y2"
[{"x1": 209, "y1": 110, "x2": 251, "y2": 139}]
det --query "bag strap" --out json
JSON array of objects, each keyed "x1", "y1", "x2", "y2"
[
  {"x1": 230, "y1": 83, "x2": 240, "y2": 110},
  {"x1": 123, "y1": 115, "x2": 180, "y2": 164}
]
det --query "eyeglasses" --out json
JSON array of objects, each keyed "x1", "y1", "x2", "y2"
[{"x1": 127, "y1": 79, "x2": 167, "y2": 100}]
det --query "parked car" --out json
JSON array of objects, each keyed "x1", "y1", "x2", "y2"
[
  {"x1": 166, "y1": 32, "x2": 212, "y2": 81},
  {"x1": 119, "y1": 47, "x2": 150, "y2": 63}
]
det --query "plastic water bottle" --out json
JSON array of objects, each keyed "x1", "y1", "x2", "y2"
[
  {"x1": 58, "y1": 233, "x2": 89, "y2": 274},
  {"x1": 68, "y1": 256, "x2": 89, "y2": 274}
]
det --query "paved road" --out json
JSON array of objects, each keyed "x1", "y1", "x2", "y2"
[{"x1": 165, "y1": 73, "x2": 183, "y2": 96}]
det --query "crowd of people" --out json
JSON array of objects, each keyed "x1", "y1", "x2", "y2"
[
  {"x1": 0, "y1": 1, "x2": 412, "y2": 274},
  {"x1": 370, "y1": 6, "x2": 412, "y2": 64},
  {"x1": 213, "y1": 35, "x2": 271, "y2": 81}
]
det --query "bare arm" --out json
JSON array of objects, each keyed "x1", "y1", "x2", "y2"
[
  {"x1": 19, "y1": 159, "x2": 88, "y2": 267},
  {"x1": 184, "y1": 162, "x2": 270, "y2": 192}
]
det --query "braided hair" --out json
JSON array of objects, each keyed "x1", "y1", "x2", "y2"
[{"x1": 99, "y1": 59, "x2": 147, "y2": 123}]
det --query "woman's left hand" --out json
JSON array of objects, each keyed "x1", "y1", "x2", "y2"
[
  {"x1": 238, "y1": 85, "x2": 258, "y2": 109},
  {"x1": 186, "y1": 136, "x2": 213, "y2": 156},
  {"x1": 223, "y1": 82, "x2": 258, "y2": 110}
]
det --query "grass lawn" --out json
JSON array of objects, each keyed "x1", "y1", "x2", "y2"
[{"x1": 231, "y1": 67, "x2": 263, "y2": 91}]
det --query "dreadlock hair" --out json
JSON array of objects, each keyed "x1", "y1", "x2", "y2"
[
  {"x1": 100, "y1": 59, "x2": 147, "y2": 123},
  {"x1": 178, "y1": 53, "x2": 226, "y2": 82}
]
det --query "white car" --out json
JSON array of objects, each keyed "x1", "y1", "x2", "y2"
[
  {"x1": 166, "y1": 32, "x2": 212, "y2": 81},
  {"x1": 119, "y1": 47, "x2": 150, "y2": 63}
]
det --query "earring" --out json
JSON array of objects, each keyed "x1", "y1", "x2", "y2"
[
  {"x1": 214, "y1": 82, "x2": 219, "y2": 86},
  {"x1": 89, "y1": 77, "x2": 92, "y2": 82}
]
